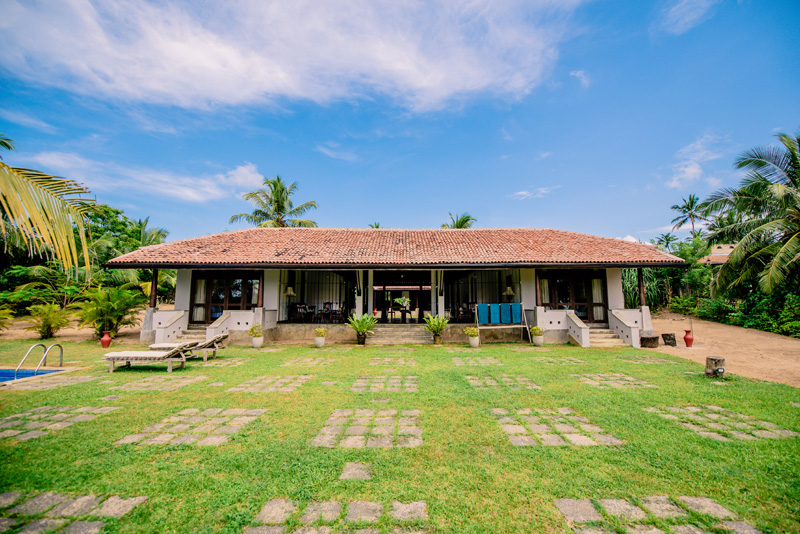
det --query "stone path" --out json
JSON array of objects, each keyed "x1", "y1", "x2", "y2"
[
  {"x1": 790, "y1": 402, "x2": 800, "y2": 408},
  {"x1": 446, "y1": 347, "x2": 483, "y2": 353},
  {"x1": 1, "y1": 376, "x2": 98, "y2": 391},
  {"x1": 379, "y1": 347, "x2": 416, "y2": 353},
  {"x1": 509, "y1": 346, "x2": 550, "y2": 352},
  {"x1": 340, "y1": 463, "x2": 371, "y2": 480},
  {"x1": 113, "y1": 407, "x2": 267, "y2": 447},
  {"x1": 530, "y1": 357, "x2": 584, "y2": 365},
  {"x1": 465, "y1": 375, "x2": 540, "y2": 390},
  {"x1": 490, "y1": 408, "x2": 622, "y2": 446},
  {"x1": 227, "y1": 375, "x2": 313, "y2": 393},
  {"x1": 0, "y1": 491, "x2": 146, "y2": 533},
  {"x1": 202, "y1": 357, "x2": 251, "y2": 367},
  {"x1": 110, "y1": 375, "x2": 208, "y2": 391},
  {"x1": 245, "y1": 498, "x2": 427, "y2": 533},
  {"x1": 351, "y1": 376, "x2": 418, "y2": 393},
  {"x1": 644, "y1": 405, "x2": 799, "y2": 441},
  {"x1": 313, "y1": 347, "x2": 351, "y2": 353},
  {"x1": 616, "y1": 355, "x2": 676, "y2": 364},
  {"x1": 0, "y1": 406, "x2": 120, "y2": 441},
  {"x1": 311, "y1": 409, "x2": 422, "y2": 448},
  {"x1": 555, "y1": 495, "x2": 763, "y2": 533},
  {"x1": 281, "y1": 358, "x2": 336, "y2": 367},
  {"x1": 572, "y1": 373, "x2": 658, "y2": 389},
  {"x1": 453, "y1": 357, "x2": 502, "y2": 366},
  {"x1": 369, "y1": 358, "x2": 417, "y2": 367}
]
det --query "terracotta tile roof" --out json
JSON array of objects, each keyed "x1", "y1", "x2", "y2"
[
  {"x1": 106, "y1": 228, "x2": 685, "y2": 269},
  {"x1": 697, "y1": 254, "x2": 729, "y2": 265}
]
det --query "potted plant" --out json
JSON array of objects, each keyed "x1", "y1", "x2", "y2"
[
  {"x1": 248, "y1": 323, "x2": 264, "y2": 348},
  {"x1": 72, "y1": 287, "x2": 147, "y2": 346},
  {"x1": 347, "y1": 314, "x2": 378, "y2": 345},
  {"x1": 464, "y1": 326, "x2": 480, "y2": 348},
  {"x1": 422, "y1": 315, "x2": 449, "y2": 344},
  {"x1": 314, "y1": 327, "x2": 327, "y2": 348},
  {"x1": 530, "y1": 326, "x2": 545, "y2": 347}
]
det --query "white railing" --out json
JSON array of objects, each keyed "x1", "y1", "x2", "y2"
[
  {"x1": 154, "y1": 310, "x2": 187, "y2": 343},
  {"x1": 263, "y1": 309, "x2": 278, "y2": 329},
  {"x1": 609, "y1": 310, "x2": 641, "y2": 348},
  {"x1": 206, "y1": 312, "x2": 232, "y2": 340},
  {"x1": 534, "y1": 307, "x2": 569, "y2": 330},
  {"x1": 566, "y1": 311, "x2": 590, "y2": 347}
]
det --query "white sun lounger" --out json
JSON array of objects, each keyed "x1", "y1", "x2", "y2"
[
  {"x1": 104, "y1": 342, "x2": 199, "y2": 373},
  {"x1": 148, "y1": 334, "x2": 228, "y2": 362}
]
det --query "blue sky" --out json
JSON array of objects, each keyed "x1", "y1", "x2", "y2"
[{"x1": 1, "y1": 0, "x2": 798, "y2": 242}]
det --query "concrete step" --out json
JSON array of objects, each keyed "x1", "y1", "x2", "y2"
[
  {"x1": 591, "y1": 340, "x2": 628, "y2": 347},
  {"x1": 589, "y1": 332, "x2": 621, "y2": 339},
  {"x1": 366, "y1": 325, "x2": 434, "y2": 345}
]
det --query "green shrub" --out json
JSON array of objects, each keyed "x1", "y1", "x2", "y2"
[
  {"x1": 26, "y1": 303, "x2": 71, "y2": 339},
  {"x1": 421, "y1": 315, "x2": 449, "y2": 335},
  {"x1": 72, "y1": 287, "x2": 147, "y2": 337},
  {"x1": 314, "y1": 327, "x2": 327, "y2": 337},
  {"x1": 529, "y1": 326, "x2": 545, "y2": 336},
  {"x1": 696, "y1": 298, "x2": 738, "y2": 323},
  {"x1": 248, "y1": 323, "x2": 263, "y2": 337},
  {"x1": 779, "y1": 321, "x2": 800, "y2": 338},
  {"x1": 670, "y1": 295, "x2": 697, "y2": 315},
  {"x1": 347, "y1": 314, "x2": 378, "y2": 335},
  {"x1": 463, "y1": 327, "x2": 479, "y2": 337},
  {"x1": 0, "y1": 307, "x2": 13, "y2": 330}
]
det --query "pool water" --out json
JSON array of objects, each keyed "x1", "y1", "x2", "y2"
[{"x1": 0, "y1": 369, "x2": 62, "y2": 383}]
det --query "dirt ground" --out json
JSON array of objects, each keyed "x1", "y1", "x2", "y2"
[{"x1": 650, "y1": 311, "x2": 800, "y2": 388}]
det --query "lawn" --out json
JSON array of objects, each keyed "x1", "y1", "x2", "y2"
[{"x1": 0, "y1": 339, "x2": 798, "y2": 533}]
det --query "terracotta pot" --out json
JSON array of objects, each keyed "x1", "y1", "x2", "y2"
[
  {"x1": 684, "y1": 329, "x2": 694, "y2": 348},
  {"x1": 100, "y1": 331, "x2": 112, "y2": 349},
  {"x1": 314, "y1": 336, "x2": 325, "y2": 348},
  {"x1": 468, "y1": 336, "x2": 480, "y2": 348}
]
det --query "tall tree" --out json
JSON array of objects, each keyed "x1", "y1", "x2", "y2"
[
  {"x1": 442, "y1": 212, "x2": 476, "y2": 229},
  {"x1": 131, "y1": 217, "x2": 168, "y2": 248},
  {"x1": 0, "y1": 135, "x2": 94, "y2": 272},
  {"x1": 368, "y1": 222, "x2": 381, "y2": 228},
  {"x1": 230, "y1": 175, "x2": 318, "y2": 228},
  {"x1": 671, "y1": 194, "x2": 706, "y2": 234},
  {"x1": 655, "y1": 232, "x2": 678, "y2": 251},
  {"x1": 705, "y1": 131, "x2": 800, "y2": 293}
]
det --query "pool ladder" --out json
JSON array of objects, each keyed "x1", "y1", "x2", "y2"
[{"x1": 14, "y1": 343, "x2": 63, "y2": 380}]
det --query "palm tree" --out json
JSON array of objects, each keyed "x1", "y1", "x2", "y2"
[
  {"x1": 0, "y1": 135, "x2": 93, "y2": 272},
  {"x1": 131, "y1": 217, "x2": 168, "y2": 247},
  {"x1": 369, "y1": 222, "x2": 381, "y2": 228},
  {"x1": 655, "y1": 233, "x2": 678, "y2": 251},
  {"x1": 442, "y1": 212, "x2": 476, "y2": 229},
  {"x1": 705, "y1": 131, "x2": 800, "y2": 293},
  {"x1": 230, "y1": 175, "x2": 318, "y2": 228},
  {"x1": 671, "y1": 194, "x2": 706, "y2": 234}
]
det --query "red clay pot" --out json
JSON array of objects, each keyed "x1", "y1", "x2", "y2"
[
  {"x1": 100, "y1": 331, "x2": 112, "y2": 348},
  {"x1": 683, "y1": 329, "x2": 694, "y2": 348}
]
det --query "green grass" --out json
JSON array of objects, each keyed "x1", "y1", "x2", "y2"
[{"x1": 0, "y1": 339, "x2": 798, "y2": 533}]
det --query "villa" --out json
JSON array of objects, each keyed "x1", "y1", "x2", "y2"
[{"x1": 107, "y1": 228, "x2": 684, "y2": 347}]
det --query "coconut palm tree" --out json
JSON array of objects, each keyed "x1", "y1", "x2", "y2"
[
  {"x1": 369, "y1": 222, "x2": 381, "y2": 228},
  {"x1": 671, "y1": 194, "x2": 706, "y2": 234},
  {"x1": 655, "y1": 233, "x2": 678, "y2": 251},
  {"x1": 230, "y1": 175, "x2": 318, "y2": 228},
  {"x1": 705, "y1": 131, "x2": 800, "y2": 293},
  {"x1": 0, "y1": 135, "x2": 93, "y2": 272},
  {"x1": 131, "y1": 217, "x2": 168, "y2": 248},
  {"x1": 442, "y1": 212, "x2": 476, "y2": 229}
]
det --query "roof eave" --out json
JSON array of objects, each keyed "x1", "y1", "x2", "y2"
[{"x1": 105, "y1": 261, "x2": 688, "y2": 270}]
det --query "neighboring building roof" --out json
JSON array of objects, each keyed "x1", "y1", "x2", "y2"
[
  {"x1": 106, "y1": 228, "x2": 686, "y2": 269},
  {"x1": 697, "y1": 244, "x2": 736, "y2": 265}
]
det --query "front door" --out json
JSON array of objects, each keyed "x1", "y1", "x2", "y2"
[
  {"x1": 539, "y1": 270, "x2": 608, "y2": 324},
  {"x1": 189, "y1": 272, "x2": 261, "y2": 324}
]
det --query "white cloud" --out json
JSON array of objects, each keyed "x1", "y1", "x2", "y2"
[
  {"x1": 666, "y1": 133, "x2": 723, "y2": 189},
  {"x1": 616, "y1": 235, "x2": 639, "y2": 243},
  {"x1": 0, "y1": 0, "x2": 586, "y2": 112},
  {"x1": 315, "y1": 142, "x2": 359, "y2": 162},
  {"x1": 657, "y1": 0, "x2": 721, "y2": 35},
  {"x1": 501, "y1": 128, "x2": 514, "y2": 142},
  {"x1": 510, "y1": 185, "x2": 560, "y2": 199},
  {"x1": 24, "y1": 151, "x2": 262, "y2": 203},
  {"x1": 569, "y1": 70, "x2": 590, "y2": 88},
  {"x1": 536, "y1": 151, "x2": 553, "y2": 160},
  {"x1": 0, "y1": 110, "x2": 58, "y2": 134}
]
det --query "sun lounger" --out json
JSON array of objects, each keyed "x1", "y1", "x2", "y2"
[
  {"x1": 148, "y1": 334, "x2": 228, "y2": 362},
  {"x1": 104, "y1": 342, "x2": 198, "y2": 373}
]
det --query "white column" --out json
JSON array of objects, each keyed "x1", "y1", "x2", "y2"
[
  {"x1": 606, "y1": 268, "x2": 624, "y2": 309},
  {"x1": 430, "y1": 270, "x2": 437, "y2": 315},
  {"x1": 367, "y1": 270, "x2": 374, "y2": 315},
  {"x1": 436, "y1": 270, "x2": 445, "y2": 317},
  {"x1": 519, "y1": 268, "x2": 537, "y2": 307},
  {"x1": 355, "y1": 270, "x2": 363, "y2": 316},
  {"x1": 263, "y1": 270, "x2": 280, "y2": 310},
  {"x1": 174, "y1": 270, "x2": 192, "y2": 311}
]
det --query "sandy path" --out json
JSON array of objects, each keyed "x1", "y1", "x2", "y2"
[{"x1": 649, "y1": 312, "x2": 800, "y2": 388}]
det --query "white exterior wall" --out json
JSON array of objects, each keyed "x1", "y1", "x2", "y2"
[
  {"x1": 263, "y1": 270, "x2": 280, "y2": 310},
  {"x1": 519, "y1": 268, "x2": 537, "y2": 307},
  {"x1": 606, "y1": 268, "x2": 624, "y2": 309},
  {"x1": 174, "y1": 269, "x2": 192, "y2": 311}
]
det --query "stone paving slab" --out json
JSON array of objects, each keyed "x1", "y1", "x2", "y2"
[
  {"x1": 465, "y1": 374, "x2": 540, "y2": 390},
  {"x1": 312, "y1": 409, "x2": 422, "y2": 448},
  {"x1": 61, "y1": 521, "x2": 105, "y2": 534},
  {"x1": 491, "y1": 408, "x2": 622, "y2": 446},
  {"x1": 389, "y1": 501, "x2": 428, "y2": 521},
  {"x1": 110, "y1": 375, "x2": 208, "y2": 391},
  {"x1": 46, "y1": 495, "x2": 101, "y2": 517},
  {"x1": 202, "y1": 357, "x2": 251, "y2": 367},
  {"x1": 9, "y1": 493, "x2": 69, "y2": 515},
  {"x1": 530, "y1": 356, "x2": 584, "y2": 364},
  {"x1": 453, "y1": 357, "x2": 502, "y2": 366},
  {"x1": 340, "y1": 463, "x2": 371, "y2": 480},
  {"x1": 553, "y1": 495, "x2": 761, "y2": 534},
  {"x1": 572, "y1": 373, "x2": 658, "y2": 388},
  {"x1": 301, "y1": 501, "x2": 341, "y2": 523},
  {"x1": 369, "y1": 358, "x2": 417, "y2": 367},
  {"x1": 243, "y1": 527, "x2": 285, "y2": 534},
  {"x1": 256, "y1": 499, "x2": 298, "y2": 524},
  {"x1": 114, "y1": 408, "x2": 266, "y2": 446},
  {"x1": 379, "y1": 347, "x2": 415, "y2": 353},
  {"x1": 227, "y1": 375, "x2": 313, "y2": 393},
  {"x1": 17, "y1": 518, "x2": 67, "y2": 533},
  {"x1": 281, "y1": 358, "x2": 336, "y2": 367},
  {"x1": 644, "y1": 405, "x2": 798, "y2": 442},
  {"x1": 508, "y1": 346, "x2": 551, "y2": 352},
  {"x1": 446, "y1": 347, "x2": 483, "y2": 353},
  {"x1": 346, "y1": 501, "x2": 383, "y2": 523},
  {"x1": 313, "y1": 347, "x2": 351, "y2": 353},
  {"x1": 616, "y1": 355, "x2": 676, "y2": 364},
  {"x1": 1, "y1": 376, "x2": 98, "y2": 391},
  {"x1": 0, "y1": 492, "x2": 24, "y2": 508},
  {"x1": 351, "y1": 376, "x2": 418, "y2": 393}
]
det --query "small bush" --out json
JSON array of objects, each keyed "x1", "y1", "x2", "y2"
[
  {"x1": 72, "y1": 287, "x2": 147, "y2": 337},
  {"x1": 248, "y1": 323, "x2": 263, "y2": 337},
  {"x1": 0, "y1": 307, "x2": 13, "y2": 331},
  {"x1": 670, "y1": 296, "x2": 697, "y2": 315},
  {"x1": 463, "y1": 327, "x2": 479, "y2": 337},
  {"x1": 696, "y1": 298, "x2": 738, "y2": 323},
  {"x1": 421, "y1": 315, "x2": 449, "y2": 335},
  {"x1": 26, "y1": 304, "x2": 71, "y2": 339},
  {"x1": 314, "y1": 328, "x2": 327, "y2": 337},
  {"x1": 529, "y1": 326, "x2": 545, "y2": 336},
  {"x1": 347, "y1": 314, "x2": 378, "y2": 335}
]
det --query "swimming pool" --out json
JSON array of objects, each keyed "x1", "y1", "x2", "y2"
[{"x1": 0, "y1": 369, "x2": 62, "y2": 383}]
